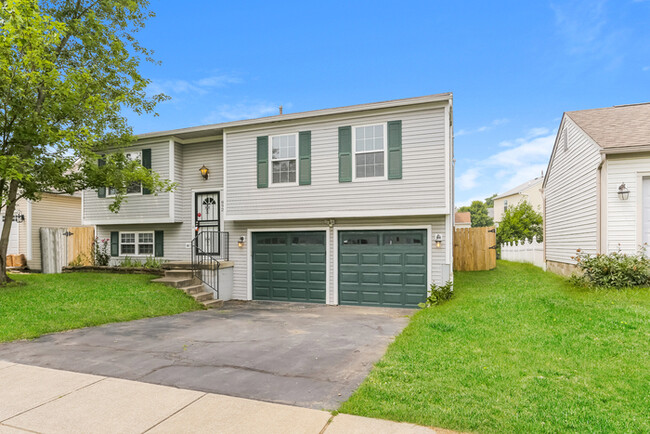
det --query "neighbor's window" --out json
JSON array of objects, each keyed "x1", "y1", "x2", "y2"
[
  {"x1": 504, "y1": 200, "x2": 508, "y2": 212},
  {"x1": 109, "y1": 151, "x2": 142, "y2": 196},
  {"x1": 120, "y1": 231, "x2": 153, "y2": 255},
  {"x1": 354, "y1": 124, "x2": 385, "y2": 179},
  {"x1": 270, "y1": 134, "x2": 297, "y2": 184}
]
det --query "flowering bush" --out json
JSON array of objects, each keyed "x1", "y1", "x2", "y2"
[
  {"x1": 572, "y1": 248, "x2": 650, "y2": 288},
  {"x1": 92, "y1": 237, "x2": 111, "y2": 266}
]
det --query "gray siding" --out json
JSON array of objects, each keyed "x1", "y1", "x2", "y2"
[
  {"x1": 96, "y1": 223, "x2": 187, "y2": 265},
  {"x1": 83, "y1": 141, "x2": 171, "y2": 224},
  {"x1": 224, "y1": 104, "x2": 448, "y2": 220},
  {"x1": 545, "y1": 117, "x2": 601, "y2": 263}
]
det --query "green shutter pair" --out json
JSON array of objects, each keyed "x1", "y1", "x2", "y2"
[
  {"x1": 339, "y1": 121, "x2": 402, "y2": 182},
  {"x1": 257, "y1": 133, "x2": 311, "y2": 188},
  {"x1": 110, "y1": 230, "x2": 164, "y2": 257},
  {"x1": 97, "y1": 148, "x2": 152, "y2": 197}
]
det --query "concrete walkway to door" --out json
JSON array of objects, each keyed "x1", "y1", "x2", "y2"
[
  {"x1": 0, "y1": 362, "x2": 458, "y2": 433},
  {"x1": 0, "y1": 301, "x2": 413, "y2": 410}
]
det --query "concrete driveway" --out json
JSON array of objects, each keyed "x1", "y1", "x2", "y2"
[{"x1": 0, "y1": 301, "x2": 412, "y2": 410}]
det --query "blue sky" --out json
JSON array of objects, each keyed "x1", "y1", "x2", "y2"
[{"x1": 127, "y1": 0, "x2": 650, "y2": 206}]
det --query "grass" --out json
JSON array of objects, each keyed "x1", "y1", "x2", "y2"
[
  {"x1": 339, "y1": 261, "x2": 650, "y2": 433},
  {"x1": 0, "y1": 272, "x2": 203, "y2": 342}
]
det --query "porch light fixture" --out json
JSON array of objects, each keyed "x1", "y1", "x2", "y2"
[
  {"x1": 618, "y1": 183, "x2": 630, "y2": 200},
  {"x1": 434, "y1": 233, "x2": 443, "y2": 248},
  {"x1": 199, "y1": 165, "x2": 209, "y2": 180},
  {"x1": 238, "y1": 236, "x2": 246, "y2": 248}
]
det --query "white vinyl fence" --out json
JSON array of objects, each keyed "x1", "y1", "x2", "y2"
[{"x1": 501, "y1": 236, "x2": 545, "y2": 269}]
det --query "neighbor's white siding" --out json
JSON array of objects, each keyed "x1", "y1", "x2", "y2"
[
  {"x1": 545, "y1": 117, "x2": 601, "y2": 264},
  {"x1": 228, "y1": 215, "x2": 450, "y2": 302},
  {"x1": 224, "y1": 103, "x2": 449, "y2": 220},
  {"x1": 83, "y1": 141, "x2": 171, "y2": 224},
  {"x1": 605, "y1": 154, "x2": 650, "y2": 254}
]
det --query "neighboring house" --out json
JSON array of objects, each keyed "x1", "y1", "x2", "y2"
[
  {"x1": 493, "y1": 176, "x2": 543, "y2": 225},
  {"x1": 2, "y1": 193, "x2": 81, "y2": 271},
  {"x1": 83, "y1": 94, "x2": 455, "y2": 308},
  {"x1": 543, "y1": 102, "x2": 650, "y2": 275},
  {"x1": 455, "y1": 211, "x2": 471, "y2": 228}
]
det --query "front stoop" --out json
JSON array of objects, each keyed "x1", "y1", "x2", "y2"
[{"x1": 152, "y1": 268, "x2": 222, "y2": 308}]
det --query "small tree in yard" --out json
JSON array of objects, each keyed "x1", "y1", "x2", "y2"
[
  {"x1": 497, "y1": 200, "x2": 543, "y2": 246},
  {"x1": 0, "y1": 0, "x2": 174, "y2": 284},
  {"x1": 459, "y1": 200, "x2": 494, "y2": 227}
]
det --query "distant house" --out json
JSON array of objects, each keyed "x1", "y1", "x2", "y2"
[
  {"x1": 493, "y1": 176, "x2": 543, "y2": 226},
  {"x1": 455, "y1": 211, "x2": 471, "y2": 228},
  {"x1": 543, "y1": 102, "x2": 650, "y2": 275},
  {"x1": 2, "y1": 193, "x2": 81, "y2": 271}
]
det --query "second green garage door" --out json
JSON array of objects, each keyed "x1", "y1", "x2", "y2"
[
  {"x1": 339, "y1": 230, "x2": 428, "y2": 307},
  {"x1": 252, "y1": 231, "x2": 326, "y2": 303}
]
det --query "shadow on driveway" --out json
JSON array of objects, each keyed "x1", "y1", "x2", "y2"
[{"x1": 0, "y1": 301, "x2": 413, "y2": 410}]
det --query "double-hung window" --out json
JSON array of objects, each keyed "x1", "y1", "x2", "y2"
[
  {"x1": 109, "y1": 151, "x2": 142, "y2": 196},
  {"x1": 354, "y1": 124, "x2": 386, "y2": 179},
  {"x1": 120, "y1": 231, "x2": 154, "y2": 255},
  {"x1": 270, "y1": 134, "x2": 297, "y2": 185}
]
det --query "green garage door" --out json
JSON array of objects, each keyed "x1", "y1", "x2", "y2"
[
  {"x1": 339, "y1": 230, "x2": 428, "y2": 307},
  {"x1": 253, "y1": 231, "x2": 326, "y2": 303}
]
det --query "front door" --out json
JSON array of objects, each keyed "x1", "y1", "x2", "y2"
[{"x1": 194, "y1": 191, "x2": 221, "y2": 255}]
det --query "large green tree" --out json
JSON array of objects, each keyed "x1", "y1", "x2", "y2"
[
  {"x1": 459, "y1": 200, "x2": 494, "y2": 227},
  {"x1": 497, "y1": 200, "x2": 543, "y2": 245},
  {"x1": 0, "y1": 0, "x2": 173, "y2": 283}
]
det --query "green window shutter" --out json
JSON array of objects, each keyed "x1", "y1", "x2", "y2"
[
  {"x1": 257, "y1": 136, "x2": 269, "y2": 188},
  {"x1": 154, "y1": 230, "x2": 164, "y2": 257},
  {"x1": 110, "y1": 231, "x2": 119, "y2": 256},
  {"x1": 387, "y1": 120, "x2": 402, "y2": 180},
  {"x1": 299, "y1": 131, "x2": 311, "y2": 185},
  {"x1": 338, "y1": 126, "x2": 352, "y2": 182},
  {"x1": 142, "y1": 148, "x2": 152, "y2": 195},
  {"x1": 97, "y1": 157, "x2": 106, "y2": 198}
]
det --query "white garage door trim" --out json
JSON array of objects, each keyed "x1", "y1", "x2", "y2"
[
  {"x1": 333, "y1": 225, "x2": 432, "y2": 306},
  {"x1": 246, "y1": 227, "x2": 331, "y2": 304}
]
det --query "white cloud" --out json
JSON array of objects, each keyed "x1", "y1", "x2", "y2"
[
  {"x1": 457, "y1": 168, "x2": 480, "y2": 190},
  {"x1": 455, "y1": 118, "x2": 509, "y2": 137},
  {"x1": 643, "y1": 66, "x2": 650, "y2": 71},
  {"x1": 148, "y1": 74, "x2": 242, "y2": 97},
  {"x1": 201, "y1": 102, "x2": 282, "y2": 124}
]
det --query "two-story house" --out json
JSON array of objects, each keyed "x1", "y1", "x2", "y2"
[{"x1": 83, "y1": 94, "x2": 454, "y2": 307}]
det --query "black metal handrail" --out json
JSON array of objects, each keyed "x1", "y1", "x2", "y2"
[{"x1": 190, "y1": 231, "x2": 229, "y2": 299}]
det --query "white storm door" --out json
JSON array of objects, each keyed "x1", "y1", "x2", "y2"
[{"x1": 643, "y1": 178, "x2": 650, "y2": 248}]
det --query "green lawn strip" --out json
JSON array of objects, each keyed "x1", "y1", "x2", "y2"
[
  {"x1": 339, "y1": 261, "x2": 650, "y2": 433},
  {"x1": 0, "y1": 272, "x2": 203, "y2": 342}
]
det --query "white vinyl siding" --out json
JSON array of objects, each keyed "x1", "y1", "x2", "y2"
[
  {"x1": 83, "y1": 141, "x2": 170, "y2": 224},
  {"x1": 544, "y1": 117, "x2": 601, "y2": 264},
  {"x1": 225, "y1": 104, "x2": 448, "y2": 220},
  {"x1": 605, "y1": 155, "x2": 650, "y2": 254}
]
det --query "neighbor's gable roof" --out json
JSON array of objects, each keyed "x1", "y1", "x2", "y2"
[
  {"x1": 494, "y1": 176, "x2": 543, "y2": 200},
  {"x1": 565, "y1": 102, "x2": 650, "y2": 152},
  {"x1": 455, "y1": 211, "x2": 471, "y2": 224}
]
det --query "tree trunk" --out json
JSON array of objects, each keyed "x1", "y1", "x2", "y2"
[{"x1": 0, "y1": 180, "x2": 20, "y2": 284}]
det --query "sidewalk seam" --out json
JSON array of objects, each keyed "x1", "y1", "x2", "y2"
[
  {"x1": 318, "y1": 415, "x2": 335, "y2": 434},
  {"x1": 141, "y1": 392, "x2": 207, "y2": 434},
  {"x1": 0, "y1": 375, "x2": 107, "y2": 424}
]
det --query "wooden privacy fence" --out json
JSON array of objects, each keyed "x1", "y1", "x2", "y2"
[
  {"x1": 40, "y1": 226, "x2": 95, "y2": 273},
  {"x1": 453, "y1": 226, "x2": 497, "y2": 271}
]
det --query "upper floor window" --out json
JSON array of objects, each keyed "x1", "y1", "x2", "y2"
[
  {"x1": 270, "y1": 134, "x2": 297, "y2": 185},
  {"x1": 353, "y1": 124, "x2": 386, "y2": 180},
  {"x1": 108, "y1": 151, "x2": 142, "y2": 196},
  {"x1": 504, "y1": 200, "x2": 508, "y2": 212}
]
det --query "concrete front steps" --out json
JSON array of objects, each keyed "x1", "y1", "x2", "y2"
[{"x1": 153, "y1": 265, "x2": 223, "y2": 309}]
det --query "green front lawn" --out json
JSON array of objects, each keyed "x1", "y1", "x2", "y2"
[
  {"x1": 0, "y1": 272, "x2": 203, "y2": 342},
  {"x1": 340, "y1": 261, "x2": 649, "y2": 433}
]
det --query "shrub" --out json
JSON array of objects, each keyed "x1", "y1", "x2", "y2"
[
  {"x1": 572, "y1": 248, "x2": 650, "y2": 288},
  {"x1": 92, "y1": 237, "x2": 111, "y2": 266},
  {"x1": 419, "y1": 280, "x2": 454, "y2": 308}
]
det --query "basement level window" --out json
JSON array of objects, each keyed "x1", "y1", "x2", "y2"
[{"x1": 120, "y1": 231, "x2": 153, "y2": 255}]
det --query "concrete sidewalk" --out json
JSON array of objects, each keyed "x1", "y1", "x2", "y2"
[{"x1": 0, "y1": 361, "x2": 453, "y2": 434}]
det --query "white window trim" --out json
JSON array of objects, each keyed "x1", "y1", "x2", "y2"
[
  {"x1": 352, "y1": 122, "x2": 388, "y2": 182},
  {"x1": 269, "y1": 133, "x2": 299, "y2": 187},
  {"x1": 107, "y1": 150, "x2": 144, "y2": 198},
  {"x1": 119, "y1": 230, "x2": 155, "y2": 256}
]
